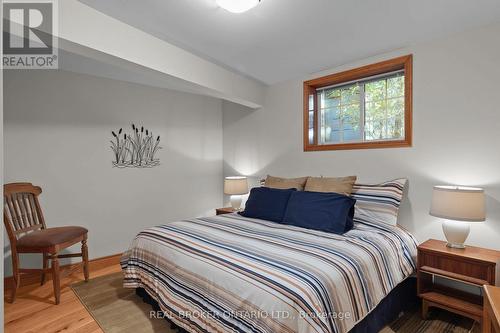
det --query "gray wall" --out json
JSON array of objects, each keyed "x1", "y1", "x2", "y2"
[
  {"x1": 4, "y1": 70, "x2": 223, "y2": 275},
  {"x1": 223, "y1": 22, "x2": 500, "y2": 249}
]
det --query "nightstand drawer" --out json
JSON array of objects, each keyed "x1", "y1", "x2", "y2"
[{"x1": 419, "y1": 252, "x2": 494, "y2": 284}]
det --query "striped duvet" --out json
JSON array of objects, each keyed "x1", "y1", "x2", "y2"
[{"x1": 121, "y1": 214, "x2": 417, "y2": 333}]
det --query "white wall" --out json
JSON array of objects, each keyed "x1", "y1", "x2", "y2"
[
  {"x1": 4, "y1": 70, "x2": 223, "y2": 275},
  {"x1": 223, "y1": 22, "x2": 500, "y2": 249}
]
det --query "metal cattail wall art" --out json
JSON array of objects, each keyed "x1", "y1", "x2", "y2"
[{"x1": 110, "y1": 124, "x2": 162, "y2": 168}]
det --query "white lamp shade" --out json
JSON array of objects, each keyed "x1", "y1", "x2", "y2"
[
  {"x1": 430, "y1": 186, "x2": 485, "y2": 222},
  {"x1": 216, "y1": 0, "x2": 260, "y2": 13},
  {"x1": 224, "y1": 177, "x2": 249, "y2": 195}
]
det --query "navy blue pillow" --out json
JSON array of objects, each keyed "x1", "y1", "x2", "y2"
[
  {"x1": 282, "y1": 191, "x2": 356, "y2": 234},
  {"x1": 240, "y1": 187, "x2": 296, "y2": 222}
]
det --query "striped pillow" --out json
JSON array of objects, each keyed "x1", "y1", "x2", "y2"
[{"x1": 351, "y1": 178, "x2": 407, "y2": 226}]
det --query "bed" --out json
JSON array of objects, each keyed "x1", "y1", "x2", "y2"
[{"x1": 121, "y1": 212, "x2": 418, "y2": 333}]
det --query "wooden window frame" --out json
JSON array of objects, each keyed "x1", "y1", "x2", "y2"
[{"x1": 303, "y1": 55, "x2": 413, "y2": 151}]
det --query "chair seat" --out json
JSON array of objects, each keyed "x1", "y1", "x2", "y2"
[{"x1": 17, "y1": 226, "x2": 88, "y2": 250}]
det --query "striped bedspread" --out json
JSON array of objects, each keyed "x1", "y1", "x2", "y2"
[{"x1": 121, "y1": 214, "x2": 417, "y2": 333}]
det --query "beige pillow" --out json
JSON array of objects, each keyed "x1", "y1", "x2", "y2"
[
  {"x1": 304, "y1": 176, "x2": 357, "y2": 195},
  {"x1": 264, "y1": 175, "x2": 309, "y2": 191}
]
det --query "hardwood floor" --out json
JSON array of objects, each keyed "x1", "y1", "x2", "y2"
[{"x1": 4, "y1": 263, "x2": 122, "y2": 333}]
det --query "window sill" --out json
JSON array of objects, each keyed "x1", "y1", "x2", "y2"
[{"x1": 303, "y1": 139, "x2": 412, "y2": 151}]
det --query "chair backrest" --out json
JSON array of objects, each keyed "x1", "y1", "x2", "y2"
[{"x1": 4, "y1": 183, "x2": 47, "y2": 244}]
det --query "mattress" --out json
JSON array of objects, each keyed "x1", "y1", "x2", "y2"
[{"x1": 121, "y1": 213, "x2": 417, "y2": 333}]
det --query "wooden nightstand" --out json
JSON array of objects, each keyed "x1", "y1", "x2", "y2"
[
  {"x1": 484, "y1": 285, "x2": 500, "y2": 333},
  {"x1": 215, "y1": 207, "x2": 236, "y2": 216},
  {"x1": 417, "y1": 239, "x2": 500, "y2": 325}
]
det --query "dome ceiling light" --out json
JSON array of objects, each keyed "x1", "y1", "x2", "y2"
[{"x1": 216, "y1": 0, "x2": 261, "y2": 13}]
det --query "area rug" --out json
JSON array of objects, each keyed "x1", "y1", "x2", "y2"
[
  {"x1": 72, "y1": 272, "x2": 173, "y2": 333},
  {"x1": 380, "y1": 308, "x2": 478, "y2": 333},
  {"x1": 72, "y1": 273, "x2": 477, "y2": 333}
]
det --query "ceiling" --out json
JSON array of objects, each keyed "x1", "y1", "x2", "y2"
[{"x1": 79, "y1": 0, "x2": 500, "y2": 85}]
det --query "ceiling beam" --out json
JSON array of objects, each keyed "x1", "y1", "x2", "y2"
[{"x1": 56, "y1": 0, "x2": 264, "y2": 109}]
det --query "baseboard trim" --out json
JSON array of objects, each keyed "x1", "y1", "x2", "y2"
[{"x1": 4, "y1": 253, "x2": 122, "y2": 290}]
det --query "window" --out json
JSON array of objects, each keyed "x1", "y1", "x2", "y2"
[{"x1": 304, "y1": 55, "x2": 412, "y2": 151}]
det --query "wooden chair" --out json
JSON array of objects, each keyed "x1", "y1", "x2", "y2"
[{"x1": 3, "y1": 183, "x2": 89, "y2": 304}]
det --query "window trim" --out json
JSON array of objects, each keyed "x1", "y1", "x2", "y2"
[{"x1": 303, "y1": 55, "x2": 413, "y2": 151}]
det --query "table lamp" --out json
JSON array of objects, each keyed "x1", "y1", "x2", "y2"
[
  {"x1": 224, "y1": 176, "x2": 249, "y2": 211},
  {"x1": 429, "y1": 185, "x2": 485, "y2": 249}
]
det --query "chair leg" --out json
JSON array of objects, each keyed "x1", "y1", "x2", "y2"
[
  {"x1": 41, "y1": 253, "x2": 48, "y2": 285},
  {"x1": 82, "y1": 238, "x2": 89, "y2": 282},
  {"x1": 52, "y1": 254, "x2": 61, "y2": 305},
  {"x1": 10, "y1": 252, "x2": 20, "y2": 303}
]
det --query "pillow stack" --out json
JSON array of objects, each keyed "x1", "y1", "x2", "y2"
[
  {"x1": 242, "y1": 175, "x2": 357, "y2": 234},
  {"x1": 242, "y1": 175, "x2": 408, "y2": 232}
]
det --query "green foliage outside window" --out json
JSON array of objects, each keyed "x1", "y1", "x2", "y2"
[{"x1": 320, "y1": 74, "x2": 404, "y2": 143}]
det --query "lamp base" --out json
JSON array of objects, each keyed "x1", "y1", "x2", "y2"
[
  {"x1": 230, "y1": 195, "x2": 242, "y2": 211},
  {"x1": 442, "y1": 220, "x2": 470, "y2": 249},
  {"x1": 446, "y1": 242, "x2": 466, "y2": 249}
]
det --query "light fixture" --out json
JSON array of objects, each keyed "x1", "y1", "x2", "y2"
[
  {"x1": 430, "y1": 185, "x2": 485, "y2": 249},
  {"x1": 224, "y1": 176, "x2": 249, "y2": 211},
  {"x1": 216, "y1": 0, "x2": 261, "y2": 13}
]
